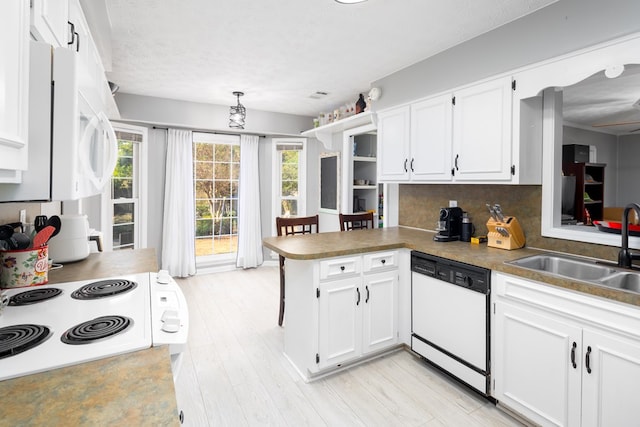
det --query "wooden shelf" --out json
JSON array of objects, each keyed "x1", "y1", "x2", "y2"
[{"x1": 563, "y1": 162, "x2": 606, "y2": 223}]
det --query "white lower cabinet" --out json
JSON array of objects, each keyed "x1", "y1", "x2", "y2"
[
  {"x1": 318, "y1": 275, "x2": 362, "y2": 368},
  {"x1": 581, "y1": 329, "x2": 640, "y2": 427},
  {"x1": 493, "y1": 273, "x2": 640, "y2": 427},
  {"x1": 285, "y1": 250, "x2": 401, "y2": 380}
]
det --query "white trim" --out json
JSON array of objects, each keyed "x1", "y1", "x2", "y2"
[
  {"x1": 271, "y1": 137, "x2": 307, "y2": 237},
  {"x1": 535, "y1": 35, "x2": 640, "y2": 250},
  {"x1": 105, "y1": 122, "x2": 149, "y2": 251}
]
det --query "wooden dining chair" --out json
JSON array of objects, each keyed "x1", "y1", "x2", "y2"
[
  {"x1": 275, "y1": 215, "x2": 319, "y2": 326},
  {"x1": 339, "y1": 212, "x2": 374, "y2": 231}
]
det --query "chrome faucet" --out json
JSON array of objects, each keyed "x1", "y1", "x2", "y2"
[{"x1": 618, "y1": 203, "x2": 640, "y2": 269}]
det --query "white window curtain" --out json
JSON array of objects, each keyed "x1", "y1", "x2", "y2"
[
  {"x1": 236, "y1": 134, "x2": 263, "y2": 269},
  {"x1": 162, "y1": 129, "x2": 196, "y2": 277}
]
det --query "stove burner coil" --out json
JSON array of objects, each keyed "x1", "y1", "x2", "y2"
[
  {"x1": 0, "y1": 324, "x2": 52, "y2": 359},
  {"x1": 61, "y1": 315, "x2": 133, "y2": 345},
  {"x1": 71, "y1": 279, "x2": 138, "y2": 300},
  {"x1": 9, "y1": 288, "x2": 63, "y2": 306}
]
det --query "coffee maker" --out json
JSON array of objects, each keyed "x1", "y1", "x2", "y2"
[{"x1": 434, "y1": 207, "x2": 463, "y2": 242}]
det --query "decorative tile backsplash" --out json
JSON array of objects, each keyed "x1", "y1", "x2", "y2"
[{"x1": 398, "y1": 184, "x2": 620, "y2": 262}]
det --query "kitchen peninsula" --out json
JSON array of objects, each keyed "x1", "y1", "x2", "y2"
[
  {"x1": 0, "y1": 249, "x2": 179, "y2": 426},
  {"x1": 263, "y1": 227, "x2": 640, "y2": 307}
]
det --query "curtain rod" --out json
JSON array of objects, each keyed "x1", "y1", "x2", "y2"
[{"x1": 152, "y1": 126, "x2": 266, "y2": 138}]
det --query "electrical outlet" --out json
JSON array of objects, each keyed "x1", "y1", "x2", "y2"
[{"x1": 449, "y1": 200, "x2": 457, "y2": 207}]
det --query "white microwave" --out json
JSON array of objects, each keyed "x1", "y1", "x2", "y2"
[
  {"x1": 51, "y1": 46, "x2": 118, "y2": 201},
  {"x1": 0, "y1": 42, "x2": 117, "y2": 203}
]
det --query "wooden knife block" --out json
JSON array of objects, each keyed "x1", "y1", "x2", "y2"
[{"x1": 487, "y1": 216, "x2": 526, "y2": 250}]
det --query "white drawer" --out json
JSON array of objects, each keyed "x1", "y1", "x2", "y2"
[
  {"x1": 319, "y1": 256, "x2": 361, "y2": 280},
  {"x1": 363, "y1": 251, "x2": 398, "y2": 273}
]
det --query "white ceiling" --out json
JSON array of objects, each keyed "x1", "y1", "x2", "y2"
[
  {"x1": 101, "y1": 0, "x2": 557, "y2": 117},
  {"x1": 563, "y1": 64, "x2": 640, "y2": 135}
]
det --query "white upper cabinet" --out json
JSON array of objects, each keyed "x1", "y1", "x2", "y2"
[
  {"x1": 378, "y1": 97, "x2": 454, "y2": 183},
  {"x1": 30, "y1": 0, "x2": 69, "y2": 47},
  {"x1": 377, "y1": 106, "x2": 411, "y2": 181},
  {"x1": 410, "y1": 94, "x2": 453, "y2": 181},
  {"x1": 0, "y1": 0, "x2": 30, "y2": 172},
  {"x1": 377, "y1": 75, "x2": 542, "y2": 185},
  {"x1": 452, "y1": 76, "x2": 513, "y2": 181}
]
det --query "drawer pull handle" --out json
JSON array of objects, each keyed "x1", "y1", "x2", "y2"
[
  {"x1": 381, "y1": 259, "x2": 386, "y2": 264},
  {"x1": 365, "y1": 285, "x2": 370, "y2": 303},
  {"x1": 356, "y1": 288, "x2": 361, "y2": 305},
  {"x1": 586, "y1": 346, "x2": 592, "y2": 374},
  {"x1": 571, "y1": 342, "x2": 577, "y2": 369},
  {"x1": 340, "y1": 265, "x2": 345, "y2": 271}
]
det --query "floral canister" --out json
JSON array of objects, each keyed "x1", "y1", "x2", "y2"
[{"x1": 0, "y1": 246, "x2": 49, "y2": 289}]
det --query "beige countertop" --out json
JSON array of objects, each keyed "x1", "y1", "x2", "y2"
[
  {"x1": 0, "y1": 249, "x2": 180, "y2": 426},
  {"x1": 48, "y1": 247, "x2": 159, "y2": 284},
  {"x1": 263, "y1": 226, "x2": 640, "y2": 308}
]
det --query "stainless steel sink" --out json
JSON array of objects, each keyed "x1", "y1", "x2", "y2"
[
  {"x1": 597, "y1": 273, "x2": 640, "y2": 293},
  {"x1": 508, "y1": 254, "x2": 617, "y2": 281},
  {"x1": 507, "y1": 253, "x2": 640, "y2": 294}
]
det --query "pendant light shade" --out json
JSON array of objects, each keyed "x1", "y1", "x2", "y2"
[{"x1": 229, "y1": 91, "x2": 246, "y2": 129}]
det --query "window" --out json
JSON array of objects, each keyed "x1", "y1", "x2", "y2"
[
  {"x1": 106, "y1": 124, "x2": 147, "y2": 251},
  {"x1": 193, "y1": 133, "x2": 240, "y2": 259},
  {"x1": 272, "y1": 138, "x2": 306, "y2": 227}
]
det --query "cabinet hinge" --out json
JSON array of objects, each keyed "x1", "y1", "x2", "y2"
[
  {"x1": 452, "y1": 96, "x2": 456, "y2": 106},
  {"x1": 316, "y1": 288, "x2": 320, "y2": 298},
  {"x1": 315, "y1": 353, "x2": 320, "y2": 364},
  {"x1": 512, "y1": 80, "x2": 517, "y2": 91},
  {"x1": 511, "y1": 165, "x2": 516, "y2": 175}
]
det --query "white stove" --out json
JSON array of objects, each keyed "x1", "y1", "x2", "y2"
[{"x1": 0, "y1": 272, "x2": 188, "y2": 382}]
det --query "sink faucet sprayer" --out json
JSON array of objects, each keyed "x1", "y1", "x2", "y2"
[{"x1": 618, "y1": 203, "x2": 640, "y2": 269}]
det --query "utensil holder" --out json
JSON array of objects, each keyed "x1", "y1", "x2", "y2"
[{"x1": 0, "y1": 246, "x2": 49, "y2": 289}]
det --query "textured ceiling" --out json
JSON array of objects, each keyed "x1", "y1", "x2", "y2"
[
  {"x1": 563, "y1": 64, "x2": 640, "y2": 135},
  {"x1": 102, "y1": 0, "x2": 557, "y2": 117}
]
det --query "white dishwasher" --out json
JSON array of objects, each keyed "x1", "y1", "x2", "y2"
[{"x1": 411, "y1": 251, "x2": 491, "y2": 397}]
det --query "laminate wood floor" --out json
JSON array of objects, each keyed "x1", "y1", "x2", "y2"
[{"x1": 173, "y1": 266, "x2": 526, "y2": 427}]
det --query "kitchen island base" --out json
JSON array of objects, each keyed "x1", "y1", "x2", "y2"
[{"x1": 283, "y1": 250, "x2": 409, "y2": 381}]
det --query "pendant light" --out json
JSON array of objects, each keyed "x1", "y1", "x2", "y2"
[{"x1": 229, "y1": 91, "x2": 246, "y2": 129}]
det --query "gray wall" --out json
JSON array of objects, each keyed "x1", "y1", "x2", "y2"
[
  {"x1": 115, "y1": 93, "x2": 313, "y2": 137},
  {"x1": 618, "y1": 134, "x2": 640, "y2": 206},
  {"x1": 372, "y1": 0, "x2": 640, "y2": 111}
]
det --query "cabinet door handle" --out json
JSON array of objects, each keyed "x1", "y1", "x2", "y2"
[
  {"x1": 356, "y1": 288, "x2": 361, "y2": 305},
  {"x1": 455, "y1": 154, "x2": 459, "y2": 171},
  {"x1": 410, "y1": 158, "x2": 415, "y2": 172},
  {"x1": 403, "y1": 159, "x2": 408, "y2": 172},
  {"x1": 571, "y1": 342, "x2": 577, "y2": 369},
  {"x1": 340, "y1": 265, "x2": 345, "y2": 271},
  {"x1": 75, "y1": 32, "x2": 80, "y2": 52},
  {"x1": 585, "y1": 346, "x2": 592, "y2": 374},
  {"x1": 68, "y1": 21, "x2": 75, "y2": 46},
  {"x1": 365, "y1": 285, "x2": 370, "y2": 303}
]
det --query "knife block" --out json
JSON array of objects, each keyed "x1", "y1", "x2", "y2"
[{"x1": 487, "y1": 216, "x2": 526, "y2": 250}]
